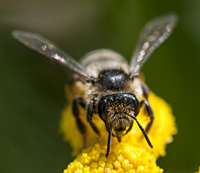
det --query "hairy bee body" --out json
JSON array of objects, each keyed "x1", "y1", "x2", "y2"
[
  {"x1": 79, "y1": 49, "x2": 143, "y2": 105},
  {"x1": 13, "y1": 13, "x2": 177, "y2": 156}
]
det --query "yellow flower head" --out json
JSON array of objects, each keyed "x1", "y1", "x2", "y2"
[
  {"x1": 60, "y1": 89, "x2": 176, "y2": 172},
  {"x1": 65, "y1": 143, "x2": 163, "y2": 173}
]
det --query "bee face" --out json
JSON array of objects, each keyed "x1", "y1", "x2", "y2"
[
  {"x1": 13, "y1": 13, "x2": 177, "y2": 157},
  {"x1": 98, "y1": 93, "x2": 139, "y2": 142}
]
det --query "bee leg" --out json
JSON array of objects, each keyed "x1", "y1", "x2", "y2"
[
  {"x1": 141, "y1": 81, "x2": 150, "y2": 99},
  {"x1": 140, "y1": 81, "x2": 154, "y2": 132},
  {"x1": 72, "y1": 97, "x2": 86, "y2": 134},
  {"x1": 87, "y1": 99, "x2": 100, "y2": 136},
  {"x1": 140, "y1": 99, "x2": 154, "y2": 133}
]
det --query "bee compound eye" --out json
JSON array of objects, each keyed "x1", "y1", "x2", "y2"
[
  {"x1": 132, "y1": 98, "x2": 139, "y2": 115},
  {"x1": 98, "y1": 99, "x2": 107, "y2": 121}
]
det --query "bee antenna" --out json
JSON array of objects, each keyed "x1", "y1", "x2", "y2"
[
  {"x1": 128, "y1": 114, "x2": 153, "y2": 148},
  {"x1": 106, "y1": 115, "x2": 116, "y2": 157}
]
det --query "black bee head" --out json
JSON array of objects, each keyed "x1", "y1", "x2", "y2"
[{"x1": 98, "y1": 93, "x2": 139, "y2": 141}]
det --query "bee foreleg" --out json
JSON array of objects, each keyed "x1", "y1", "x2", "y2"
[
  {"x1": 106, "y1": 122, "x2": 113, "y2": 157},
  {"x1": 87, "y1": 99, "x2": 100, "y2": 136},
  {"x1": 73, "y1": 97, "x2": 86, "y2": 134},
  {"x1": 140, "y1": 99, "x2": 154, "y2": 133},
  {"x1": 140, "y1": 81, "x2": 154, "y2": 132}
]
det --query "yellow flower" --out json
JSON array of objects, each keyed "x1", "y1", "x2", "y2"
[
  {"x1": 64, "y1": 143, "x2": 163, "y2": 173},
  {"x1": 60, "y1": 92, "x2": 177, "y2": 158},
  {"x1": 60, "y1": 91, "x2": 177, "y2": 172}
]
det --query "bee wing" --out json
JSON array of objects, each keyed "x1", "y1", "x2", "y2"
[
  {"x1": 129, "y1": 13, "x2": 178, "y2": 77},
  {"x1": 12, "y1": 30, "x2": 90, "y2": 80}
]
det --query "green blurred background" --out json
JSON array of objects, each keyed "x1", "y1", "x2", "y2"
[{"x1": 0, "y1": 0, "x2": 200, "y2": 173}]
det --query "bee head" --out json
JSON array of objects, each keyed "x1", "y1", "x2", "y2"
[{"x1": 98, "y1": 93, "x2": 139, "y2": 141}]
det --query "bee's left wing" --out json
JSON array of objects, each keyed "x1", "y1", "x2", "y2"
[
  {"x1": 12, "y1": 30, "x2": 92, "y2": 81},
  {"x1": 129, "y1": 13, "x2": 178, "y2": 78}
]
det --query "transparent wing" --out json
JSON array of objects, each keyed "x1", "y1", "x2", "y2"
[
  {"x1": 12, "y1": 30, "x2": 90, "y2": 80},
  {"x1": 129, "y1": 13, "x2": 178, "y2": 77}
]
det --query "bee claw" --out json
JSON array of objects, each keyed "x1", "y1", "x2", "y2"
[{"x1": 117, "y1": 135, "x2": 122, "y2": 142}]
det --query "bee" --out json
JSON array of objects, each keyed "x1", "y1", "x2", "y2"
[{"x1": 12, "y1": 13, "x2": 177, "y2": 157}]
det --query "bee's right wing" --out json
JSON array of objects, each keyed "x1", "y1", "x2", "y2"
[
  {"x1": 129, "y1": 13, "x2": 178, "y2": 78},
  {"x1": 12, "y1": 30, "x2": 92, "y2": 81}
]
